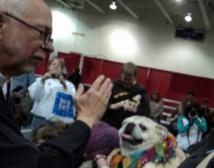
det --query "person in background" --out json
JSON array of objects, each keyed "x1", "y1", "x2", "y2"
[
  {"x1": 178, "y1": 131, "x2": 214, "y2": 168},
  {"x1": 11, "y1": 72, "x2": 36, "y2": 98},
  {"x1": 67, "y1": 67, "x2": 82, "y2": 89},
  {"x1": 200, "y1": 98, "x2": 210, "y2": 118},
  {"x1": 33, "y1": 121, "x2": 119, "y2": 168},
  {"x1": 10, "y1": 72, "x2": 36, "y2": 126},
  {"x1": 85, "y1": 121, "x2": 119, "y2": 168},
  {"x1": 149, "y1": 91, "x2": 164, "y2": 122},
  {"x1": 204, "y1": 110, "x2": 214, "y2": 136},
  {"x1": 178, "y1": 91, "x2": 196, "y2": 115},
  {"x1": 0, "y1": 0, "x2": 113, "y2": 167},
  {"x1": 176, "y1": 102, "x2": 207, "y2": 151},
  {"x1": 102, "y1": 62, "x2": 150, "y2": 129},
  {"x1": 29, "y1": 57, "x2": 76, "y2": 130}
]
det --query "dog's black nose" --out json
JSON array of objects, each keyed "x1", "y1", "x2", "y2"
[{"x1": 124, "y1": 123, "x2": 135, "y2": 134}]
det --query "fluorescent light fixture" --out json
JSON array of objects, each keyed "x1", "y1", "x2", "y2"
[
  {"x1": 185, "y1": 12, "x2": 192, "y2": 22},
  {"x1": 110, "y1": 1, "x2": 117, "y2": 10},
  {"x1": 175, "y1": 0, "x2": 182, "y2": 2}
]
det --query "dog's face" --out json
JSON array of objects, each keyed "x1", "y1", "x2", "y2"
[{"x1": 119, "y1": 116, "x2": 168, "y2": 156}]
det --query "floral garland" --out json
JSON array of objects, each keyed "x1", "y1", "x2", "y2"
[{"x1": 110, "y1": 133, "x2": 177, "y2": 168}]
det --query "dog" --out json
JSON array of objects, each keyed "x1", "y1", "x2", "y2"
[{"x1": 107, "y1": 116, "x2": 186, "y2": 168}]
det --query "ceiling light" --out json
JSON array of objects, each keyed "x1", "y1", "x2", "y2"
[
  {"x1": 175, "y1": 0, "x2": 182, "y2": 2},
  {"x1": 185, "y1": 12, "x2": 192, "y2": 22},
  {"x1": 110, "y1": 0, "x2": 117, "y2": 10}
]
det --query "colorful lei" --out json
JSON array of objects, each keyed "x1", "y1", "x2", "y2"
[{"x1": 110, "y1": 133, "x2": 177, "y2": 168}]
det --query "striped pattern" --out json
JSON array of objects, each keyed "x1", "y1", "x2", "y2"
[{"x1": 11, "y1": 72, "x2": 36, "y2": 91}]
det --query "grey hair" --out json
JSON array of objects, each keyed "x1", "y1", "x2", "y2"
[{"x1": 0, "y1": 0, "x2": 32, "y2": 17}]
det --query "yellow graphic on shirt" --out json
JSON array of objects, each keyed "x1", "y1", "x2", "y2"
[
  {"x1": 114, "y1": 92, "x2": 129, "y2": 99},
  {"x1": 110, "y1": 95, "x2": 142, "y2": 113}
]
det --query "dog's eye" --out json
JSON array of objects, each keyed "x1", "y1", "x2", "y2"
[{"x1": 139, "y1": 124, "x2": 147, "y2": 131}]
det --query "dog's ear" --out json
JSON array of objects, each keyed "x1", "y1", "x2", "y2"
[{"x1": 155, "y1": 125, "x2": 168, "y2": 140}]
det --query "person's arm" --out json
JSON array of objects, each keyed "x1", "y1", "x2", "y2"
[
  {"x1": 178, "y1": 102, "x2": 183, "y2": 115},
  {"x1": 153, "y1": 100, "x2": 164, "y2": 118},
  {"x1": 28, "y1": 73, "x2": 52, "y2": 101},
  {"x1": 177, "y1": 116, "x2": 190, "y2": 133},
  {"x1": 28, "y1": 78, "x2": 45, "y2": 101},
  {"x1": 39, "y1": 120, "x2": 90, "y2": 168},
  {"x1": 137, "y1": 88, "x2": 150, "y2": 117},
  {"x1": 37, "y1": 75, "x2": 112, "y2": 168},
  {"x1": 194, "y1": 116, "x2": 207, "y2": 132}
]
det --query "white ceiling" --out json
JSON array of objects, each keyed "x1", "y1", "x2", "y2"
[{"x1": 51, "y1": 0, "x2": 214, "y2": 30}]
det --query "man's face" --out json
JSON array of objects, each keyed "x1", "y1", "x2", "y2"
[
  {"x1": 0, "y1": 0, "x2": 53, "y2": 76},
  {"x1": 151, "y1": 93, "x2": 159, "y2": 101},
  {"x1": 202, "y1": 102, "x2": 208, "y2": 108},
  {"x1": 186, "y1": 94, "x2": 193, "y2": 100},
  {"x1": 121, "y1": 72, "x2": 136, "y2": 88}
]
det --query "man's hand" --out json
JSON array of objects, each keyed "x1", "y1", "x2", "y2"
[
  {"x1": 75, "y1": 75, "x2": 113, "y2": 128},
  {"x1": 124, "y1": 100, "x2": 137, "y2": 113}
]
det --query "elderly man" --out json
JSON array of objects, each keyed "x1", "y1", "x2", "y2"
[
  {"x1": 0, "y1": 0, "x2": 112, "y2": 168},
  {"x1": 102, "y1": 62, "x2": 150, "y2": 129}
]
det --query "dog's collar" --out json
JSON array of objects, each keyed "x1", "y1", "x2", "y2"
[{"x1": 110, "y1": 133, "x2": 177, "y2": 168}]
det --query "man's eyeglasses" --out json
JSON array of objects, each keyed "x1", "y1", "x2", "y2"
[{"x1": 3, "y1": 12, "x2": 52, "y2": 47}]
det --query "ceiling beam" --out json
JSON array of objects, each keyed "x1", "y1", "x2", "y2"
[
  {"x1": 197, "y1": 0, "x2": 211, "y2": 30},
  {"x1": 153, "y1": 0, "x2": 173, "y2": 25},
  {"x1": 85, "y1": 0, "x2": 105, "y2": 14},
  {"x1": 56, "y1": 0, "x2": 71, "y2": 8},
  {"x1": 117, "y1": 0, "x2": 139, "y2": 20}
]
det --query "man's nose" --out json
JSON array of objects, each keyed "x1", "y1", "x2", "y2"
[{"x1": 41, "y1": 40, "x2": 54, "y2": 53}]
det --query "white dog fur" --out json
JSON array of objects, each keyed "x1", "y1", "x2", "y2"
[{"x1": 107, "y1": 116, "x2": 186, "y2": 168}]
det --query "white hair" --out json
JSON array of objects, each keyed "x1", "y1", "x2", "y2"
[{"x1": 0, "y1": 0, "x2": 33, "y2": 17}]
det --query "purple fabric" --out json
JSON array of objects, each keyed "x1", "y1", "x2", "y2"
[{"x1": 85, "y1": 121, "x2": 119, "y2": 160}]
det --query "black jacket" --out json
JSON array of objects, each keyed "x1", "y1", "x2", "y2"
[
  {"x1": 178, "y1": 132, "x2": 214, "y2": 168},
  {"x1": 0, "y1": 89, "x2": 90, "y2": 168},
  {"x1": 102, "y1": 80, "x2": 150, "y2": 129}
]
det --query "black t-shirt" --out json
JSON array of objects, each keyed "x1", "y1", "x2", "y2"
[{"x1": 102, "y1": 80, "x2": 150, "y2": 129}]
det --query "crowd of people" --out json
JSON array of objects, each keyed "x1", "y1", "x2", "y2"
[{"x1": 0, "y1": 0, "x2": 214, "y2": 168}]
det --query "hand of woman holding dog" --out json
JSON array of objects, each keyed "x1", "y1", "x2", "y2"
[{"x1": 75, "y1": 75, "x2": 113, "y2": 128}]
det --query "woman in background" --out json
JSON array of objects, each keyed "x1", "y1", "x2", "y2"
[
  {"x1": 29, "y1": 57, "x2": 76, "y2": 130},
  {"x1": 149, "y1": 91, "x2": 164, "y2": 122},
  {"x1": 176, "y1": 102, "x2": 207, "y2": 151}
]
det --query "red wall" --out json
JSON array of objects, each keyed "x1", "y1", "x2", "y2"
[
  {"x1": 58, "y1": 52, "x2": 81, "y2": 77},
  {"x1": 167, "y1": 73, "x2": 214, "y2": 106},
  {"x1": 36, "y1": 52, "x2": 214, "y2": 107},
  {"x1": 101, "y1": 60, "x2": 122, "y2": 81},
  {"x1": 146, "y1": 70, "x2": 173, "y2": 98},
  {"x1": 136, "y1": 67, "x2": 148, "y2": 87},
  {"x1": 35, "y1": 54, "x2": 50, "y2": 75},
  {"x1": 81, "y1": 57, "x2": 103, "y2": 84}
]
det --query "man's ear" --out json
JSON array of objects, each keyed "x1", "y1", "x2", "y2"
[{"x1": 155, "y1": 124, "x2": 168, "y2": 140}]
